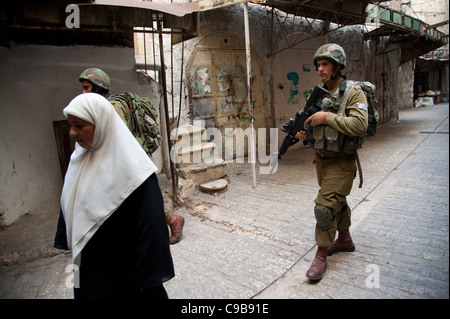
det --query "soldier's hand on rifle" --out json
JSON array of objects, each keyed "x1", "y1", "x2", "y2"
[
  {"x1": 295, "y1": 130, "x2": 306, "y2": 141},
  {"x1": 305, "y1": 111, "x2": 329, "y2": 126},
  {"x1": 295, "y1": 111, "x2": 329, "y2": 141}
]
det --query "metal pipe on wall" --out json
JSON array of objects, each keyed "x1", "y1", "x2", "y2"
[
  {"x1": 244, "y1": 3, "x2": 257, "y2": 188},
  {"x1": 157, "y1": 15, "x2": 179, "y2": 203}
]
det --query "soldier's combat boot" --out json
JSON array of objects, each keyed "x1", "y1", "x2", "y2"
[
  {"x1": 306, "y1": 246, "x2": 328, "y2": 281},
  {"x1": 167, "y1": 213, "x2": 185, "y2": 245},
  {"x1": 327, "y1": 229, "x2": 355, "y2": 256}
]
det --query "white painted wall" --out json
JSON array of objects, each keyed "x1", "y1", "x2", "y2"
[
  {"x1": 0, "y1": 44, "x2": 163, "y2": 226},
  {"x1": 272, "y1": 34, "x2": 323, "y2": 148}
]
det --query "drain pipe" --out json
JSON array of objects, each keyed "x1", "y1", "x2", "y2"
[{"x1": 244, "y1": 3, "x2": 257, "y2": 188}]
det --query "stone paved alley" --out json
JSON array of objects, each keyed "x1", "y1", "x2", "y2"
[{"x1": 0, "y1": 103, "x2": 448, "y2": 300}]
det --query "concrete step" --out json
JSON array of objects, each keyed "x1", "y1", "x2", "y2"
[
  {"x1": 170, "y1": 122, "x2": 230, "y2": 197},
  {"x1": 175, "y1": 142, "x2": 219, "y2": 166},
  {"x1": 171, "y1": 126, "x2": 205, "y2": 148},
  {"x1": 177, "y1": 141, "x2": 216, "y2": 156},
  {"x1": 178, "y1": 160, "x2": 229, "y2": 185},
  {"x1": 199, "y1": 178, "x2": 228, "y2": 194}
]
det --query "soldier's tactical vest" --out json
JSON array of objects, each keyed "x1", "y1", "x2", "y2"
[{"x1": 312, "y1": 80, "x2": 371, "y2": 154}]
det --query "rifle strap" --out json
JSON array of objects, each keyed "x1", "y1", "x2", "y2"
[
  {"x1": 355, "y1": 150, "x2": 363, "y2": 188},
  {"x1": 339, "y1": 80, "x2": 359, "y2": 112}
]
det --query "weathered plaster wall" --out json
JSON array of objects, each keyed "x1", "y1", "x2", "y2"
[
  {"x1": 152, "y1": 4, "x2": 411, "y2": 130},
  {"x1": 0, "y1": 44, "x2": 162, "y2": 226},
  {"x1": 135, "y1": 3, "x2": 416, "y2": 157}
]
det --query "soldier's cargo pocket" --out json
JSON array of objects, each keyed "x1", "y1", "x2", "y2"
[
  {"x1": 338, "y1": 157, "x2": 357, "y2": 194},
  {"x1": 339, "y1": 158, "x2": 356, "y2": 172}
]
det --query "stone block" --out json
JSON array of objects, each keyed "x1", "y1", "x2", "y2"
[
  {"x1": 178, "y1": 161, "x2": 229, "y2": 185},
  {"x1": 199, "y1": 178, "x2": 228, "y2": 194},
  {"x1": 177, "y1": 177, "x2": 196, "y2": 199}
]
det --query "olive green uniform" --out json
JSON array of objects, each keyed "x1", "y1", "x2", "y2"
[{"x1": 312, "y1": 83, "x2": 368, "y2": 247}]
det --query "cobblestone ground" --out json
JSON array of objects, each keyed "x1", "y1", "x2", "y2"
[
  {"x1": 166, "y1": 103, "x2": 449, "y2": 299},
  {"x1": 0, "y1": 103, "x2": 448, "y2": 300}
]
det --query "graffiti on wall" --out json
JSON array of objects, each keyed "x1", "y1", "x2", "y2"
[
  {"x1": 191, "y1": 67, "x2": 212, "y2": 95},
  {"x1": 287, "y1": 71, "x2": 299, "y2": 105},
  {"x1": 187, "y1": 36, "x2": 265, "y2": 157},
  {"x1": 217, "y1": 66, "x2": 234, "y2": 115}
]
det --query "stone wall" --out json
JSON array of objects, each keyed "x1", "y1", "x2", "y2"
[{"x1": 135, "y1": 3, "x2": 411, "y2": 133}]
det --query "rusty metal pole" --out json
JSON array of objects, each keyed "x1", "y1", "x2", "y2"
[
  {"x1": 244, "y1": 3, "x2": 257, "y2": 188},
  {"x1": 157, "y1": 15, "x2": 179, "y2": 203}
]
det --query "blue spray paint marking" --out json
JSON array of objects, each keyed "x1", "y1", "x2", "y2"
[{"x1": 287, "y1": 72, "x2": 299, "y2": 104}]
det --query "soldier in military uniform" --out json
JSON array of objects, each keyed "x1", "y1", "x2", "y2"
[
  {"x1": 79, "y1": 68, "x2": 133, "y2": 124},
  {"x1": 78, "y1": 68, "x2": 185, "y2": 245},
  {"x1": 79, "y1": 68, "x2": 111, "y2": 98},
  {"x1": 295, "y1": 44, "x2": 369, "y2": 281}
]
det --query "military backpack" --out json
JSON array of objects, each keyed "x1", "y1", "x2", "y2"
[
  {"x1": 108, "y1": 92, "x2": 161, "y2": 156},
  {"x1": 344, "y1": 80, "x2": 379, "y2": 144},
  {"x1": 331, "y1": 80, "x2": 379, "y2": 153},
  {"x1": 341, "y1": 80, "x2": 379, "y2": 188}
]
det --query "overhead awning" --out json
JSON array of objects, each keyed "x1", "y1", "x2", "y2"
[
  {"x1": 77, "y1": 0, "x2": 199, "y2": 17},
  {"x1": 0, "y1": 0, "x2": 200, "y2": 46},
  {"x1": 76, "y1": 0, "x2": 200, "y2": 44}
]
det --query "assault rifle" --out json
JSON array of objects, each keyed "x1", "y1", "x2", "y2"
[{"x1": 276, "y1": 85, "x2": 330, "y2": 159}]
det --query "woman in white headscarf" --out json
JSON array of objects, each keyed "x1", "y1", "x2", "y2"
[{"x1": 54, "y1": 93, "x2": 174, "y2": 299}]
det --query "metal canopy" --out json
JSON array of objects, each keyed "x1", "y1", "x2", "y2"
[
  {"x1": 0, "y1": 0, "x2": 199, "y2": 47},
  {"x1": 364, "y1": 4, "x2": 448, "y2": 63},
  {"x1": 256, "y1": 0, "x2": 372, "y2": 25},
  {"x1": 76, "y1": 0, "x2": 200, "y2": 44},
  {"x1": 78, "y1": 0, "x2": 199, "y2": 17},
  {"x1": 195, "y1": 0, "x2": 387, "y2": 25},
  {"x1": 253, "y1": 0, "x2": 447, "y2": 63}
]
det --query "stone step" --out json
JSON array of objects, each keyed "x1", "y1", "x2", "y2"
[
  {"x1": 174, "y1": 142, "x2": 219, "y2": 166},
  {"x1": 178, "y1": 160, "x2": 229, "y2": 185},
  {"x1": 177, "y1": 141, "x2": 216, "y2": 156},
  {"x1": 171, "y1": 126, "x2": 205, "y2": 148},
  {"x1": 199, "y1": 178, "x2": 228, "y2": 194}
]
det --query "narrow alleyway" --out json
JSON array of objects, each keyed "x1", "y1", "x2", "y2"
[
  {"x1": 0, "y1": 103, "x2": 448, "y2": 300},
  {"x1": 165, "y1": 102, "x2": 449, "y2": 299}
]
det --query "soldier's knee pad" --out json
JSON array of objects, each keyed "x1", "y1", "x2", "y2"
[{"x1": 314, "y1": 205, "x2": 334, "y2": 230}]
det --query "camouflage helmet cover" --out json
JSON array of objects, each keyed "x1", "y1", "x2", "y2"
[
  {"x1": 313, "y1": 43, "x2": 346, "y2": 69},
  {"x1": 79, "y1": 68, "x2": 110, "y2": 91}
]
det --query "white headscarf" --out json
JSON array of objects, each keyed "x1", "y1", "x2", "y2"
[{"x1": 61, "y1": 93, "x2": 157, "y2": 265}]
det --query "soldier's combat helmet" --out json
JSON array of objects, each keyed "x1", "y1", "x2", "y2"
[
  {"x1": 313, "y1": 43, "x2": 346, "y2": 70},
  {"x1": 79, "y1": 68, "x2": 111, "y2": 91}
]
